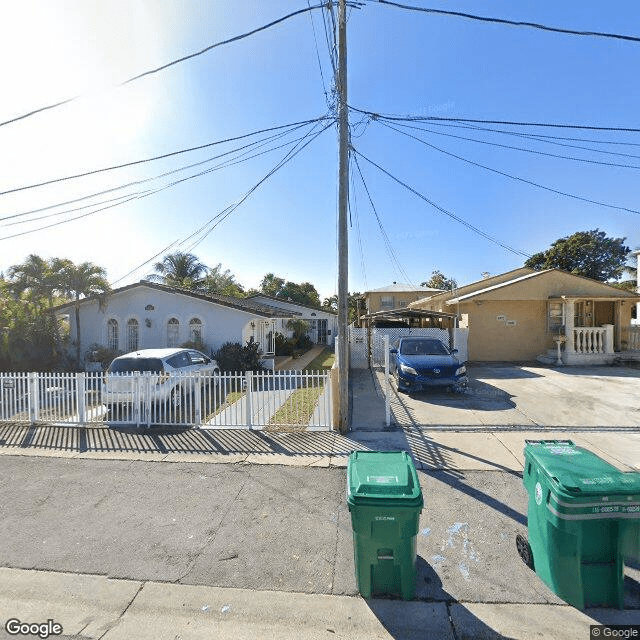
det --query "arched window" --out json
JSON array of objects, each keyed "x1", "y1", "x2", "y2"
[
  {"x1": 126, "y1": 319, "x2": 139, "y2": 352},
  {"x1": 107, "y1": 319, "x2": 119, "y2": 351},
  {"x1": 189, "y1": 318, "x2": 203, "y2": 344},
  {"x1": 167, "y1": 317, "x2": 180, "y2": 347}
]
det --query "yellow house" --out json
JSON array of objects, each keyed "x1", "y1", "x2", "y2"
[
  {"x1": 409, "y1": 268, "x2": 640, "y2": 364},
  {"x1": 362, "y1": 283, "x2": 443, "y2": 317}
]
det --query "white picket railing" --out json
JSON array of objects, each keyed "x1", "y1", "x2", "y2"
[
  {"x1": 0, "y1": 370, "x2": 332, "y2": 430},
  {"x1": 622, "y1": 326, "x2": 640, "y2": 351}
]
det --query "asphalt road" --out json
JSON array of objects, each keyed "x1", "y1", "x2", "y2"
[{"x1": 1, "y1": 456, "x2": 639, "y2": 610}]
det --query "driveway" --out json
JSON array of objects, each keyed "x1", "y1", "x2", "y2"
[{"x1": 371, "y1": 363, "x2": 640, "y2": 429}]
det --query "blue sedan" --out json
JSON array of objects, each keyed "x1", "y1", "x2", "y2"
[{"x1": 390, "y1": 337, "x2": 468, "y2": 393}]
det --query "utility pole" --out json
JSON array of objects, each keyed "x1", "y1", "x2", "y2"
[{"x1": 337, "y1": 0, "x2": 350, "y2": 433}]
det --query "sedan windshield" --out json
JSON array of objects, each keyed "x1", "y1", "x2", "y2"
[{"x1": 399, "y1": 339, "x2": 449, "y2": 356}]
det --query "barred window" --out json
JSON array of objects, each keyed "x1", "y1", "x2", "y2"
[
  {"x1": 107, "y1": 319, "x2": 119, "y2": 351},
  {"x1": 548, "y1": 302, "x2": 564, "y2": 333},
  {"x1": 167, "y1": 318, "x2": 179, "y2": 347},
  {"x1": 189, "y1": 318, "x2": 203, "y2": 344},
  {"x1": 126, "y1": 319, "x2": 139, "y2": 352}
]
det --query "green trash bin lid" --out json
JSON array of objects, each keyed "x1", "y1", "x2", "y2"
[
  {"x1": 347, "y1": 451, "x2": 423, "y2": 508},
  {"x1": 524, "y1": 440, "x2": 640, "y2": 501}
]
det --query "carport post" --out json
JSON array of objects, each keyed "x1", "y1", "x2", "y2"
[{"x1": 384, "y1": 335, "x2": 390, "y2": 427}]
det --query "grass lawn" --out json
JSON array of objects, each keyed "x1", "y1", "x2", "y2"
[
  {"x1": 267, "y1": 348, "x2": 335, "y2": 431},
  {"x1": 302, "y1": 348, "x2": 335, "y2": 372}
]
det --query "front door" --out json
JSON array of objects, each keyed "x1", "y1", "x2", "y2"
[
  {"x1": 594, "y1": 301, "x2": 614, "y2": 326},
  {"x1": 317, "y1": 319, "x2": 328, "y2": 345}
]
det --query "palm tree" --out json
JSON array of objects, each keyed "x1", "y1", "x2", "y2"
[
  {"x1": 7, "y1": 254, "x2": 56, "y2": 306},
  {"x1": 146, "y1": 252, "x2": 208, "y2": 289},
  {"x1": 62, "y1": 262, "x2": 110, "y2": 368}
]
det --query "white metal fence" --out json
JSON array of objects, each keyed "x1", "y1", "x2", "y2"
[
  {"x1": 0, "y1": 370, "x2": 333, "y2": 431},
  {"x1": 348, "y1": 327, "x2": 457, "y2": 369}
]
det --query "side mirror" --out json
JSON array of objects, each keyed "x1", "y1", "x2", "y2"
[
  {"x1": 451, "y1": 348, "x2": 459, "y2": 354},
  {"x1": 390, "y1": 348, "x2": 398, "y2": 354}
]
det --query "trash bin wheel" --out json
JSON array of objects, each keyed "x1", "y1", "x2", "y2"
[{"x1": 516, "y1": 533, "x2": 534, "y2": 570}]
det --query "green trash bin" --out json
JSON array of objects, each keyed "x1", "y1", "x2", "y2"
[
  {"x1": 347, "y1": 451, "x2": 424, "y2": 600},
  {"x1": 519, "y1": 440, "x2": 640, "y2": 609}
]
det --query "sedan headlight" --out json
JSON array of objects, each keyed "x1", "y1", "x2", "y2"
[
  {"x1": 455, "y1": 366, "x2": 466, "y2": 376},
  {"x1": 400, "y1": 363, "x2": 418, "y2": 375}
]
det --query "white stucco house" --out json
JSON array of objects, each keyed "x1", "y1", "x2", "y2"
[
  {"x1": 52, "y1": 281, "x2": 299, "y2": 367},
  {"x1": 247, "y1": 294, "x2": 338, "y2": 346}
]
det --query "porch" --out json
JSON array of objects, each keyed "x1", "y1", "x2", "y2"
[{"x1": 539, "y1": 296, "x2": 640, "y2": 365}]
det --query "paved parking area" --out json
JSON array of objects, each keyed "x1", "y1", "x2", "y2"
[{"x1": 368, "y1": 363, "x2": 640, "y2": 429}]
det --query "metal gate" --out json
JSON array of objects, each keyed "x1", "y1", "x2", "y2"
[
  {"x1": 0, "y1": 370, "x2": 333, "y2": 431},
  {"x1": 371, "y1": 328, "x2": 450, "y2": 368}
]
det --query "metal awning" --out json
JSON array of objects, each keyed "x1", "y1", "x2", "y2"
[{"x1": 362, "y1": 308, "x2": 458, "y2": 320}]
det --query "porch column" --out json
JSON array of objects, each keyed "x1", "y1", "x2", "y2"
[
  {"x1": 603, "y1": 324, "x2": 614, "y2": 354},
  {"x1": 564, "y1": 299, "x2": 575, "y2": 354}
]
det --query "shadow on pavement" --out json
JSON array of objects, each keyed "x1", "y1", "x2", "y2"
[
  {"x1": 0, "y1": 422, "x2": 343, "y2": 458},
  {"x1": 366, "y1": 557, "x2": 516, "y2": 640},
  {"x1": 470, "y1": 364, "x2": 544, "y2": 380}
]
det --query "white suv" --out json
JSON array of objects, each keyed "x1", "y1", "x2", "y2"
[{"x1": 102, "y1": 348, "x2": 219, "y2": 423}]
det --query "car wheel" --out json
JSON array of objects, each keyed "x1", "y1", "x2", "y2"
[{"x1": 516, "y1": 533, "x2": 534, "y2": 570}]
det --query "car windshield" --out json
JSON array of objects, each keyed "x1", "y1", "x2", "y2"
[
  {"x1": 108, "y1": 358, "x2": 164, "y2": 373},
  {"x1": 399, "y1": 339, "x2": 449, "y2": 356}
]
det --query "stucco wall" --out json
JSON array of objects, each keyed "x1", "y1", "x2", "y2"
[
  {"x1": 462, "y1": 300, "x2": 552, "y2": 361},
  {"x1": 68, "y1": 286, "x2": 266, "y2": 360},
  {"x1": 367, "y1": 291, "x2": 437, "y2": 314},
  {"x1": 250, "y1": 296, "x2": 337, "y2": 345}
]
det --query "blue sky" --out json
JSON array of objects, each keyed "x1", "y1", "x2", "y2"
[{"x1": 1, "y1": 1, "x2": 639, "y2": 300}]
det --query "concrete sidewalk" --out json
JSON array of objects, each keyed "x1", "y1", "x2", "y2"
[{"x1": 3, "y1": 566, "x2": 638, "y2": 640}]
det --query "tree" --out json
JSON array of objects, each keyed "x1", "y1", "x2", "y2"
[
  {"x1": 421, "y1": 270, "x2": 457, "y2": 290},
  {"x1": 322, "y1": 295, "x2": 338, "y2": 312},
  {"x1": 147, "y1": 252, "x2": 208, "y2": 289},
  {"x1": 7, "y1": 254, "x2": 68, "y2": 307},
  {"x1": 0, "y1": 272, "x2": 68, "y2": 370},
  {"x1": 322, "y1": 292, "x2": 362, "y2": 321},
  {"x1": 201, "y1": 263, "x2": 245, "y2": 298},
  {"x1": 524, "y1": 229, "x2": 630, "y2": 282},
  {"x1": 62, "y1": 262, "x2": 110, "y2": 368},
  {"x1": 258, "y1": 273, "x2": 321, "y2": 307},
  {"x1": 259, "y1": 273, "x2": 285, "y2": 297}
]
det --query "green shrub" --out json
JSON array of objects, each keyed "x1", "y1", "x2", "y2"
[
  {"x1": 275, "y1": 332, "x2": 294, "y2": 356},
  {"x1": 214, "y1": 337, "x2": 264, "y2": 372}
]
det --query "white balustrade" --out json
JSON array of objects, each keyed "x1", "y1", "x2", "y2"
[{"x1": 572, "y1": 327, "x2": 608, "y2": 355}]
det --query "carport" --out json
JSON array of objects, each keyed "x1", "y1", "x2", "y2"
[
  {"x1": 359, "y1": 308, "x2": 458, "y2": 330},
  {"x1": 350, "y1": 308, "x2": 468, "y2": 370}
]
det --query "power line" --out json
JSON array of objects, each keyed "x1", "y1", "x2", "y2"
[
  {"x1": 383, "y1": 120, "x2": 640, "y2": 171},
  {"x1": 0, "y1": 120, "x2": 320, "y2": 225},
  {"x1": 0, "y1": 120, "x2": 331, "y2": 241},
  {"x1": 0, "y1": 117, "x2": 329, "y2": 196},
  {"x1": 351, "y1": 146, "x2": 532, "y2": 258},
  {"x1": 0, "y1": 5, "x2": 328, "y2": 130},
  {"x1": 121, "y1": 4, "x2": 329, "y2": 86},
  {"x1": 348, "y1": 160, "x2": 368, "y2": 290},
  {"x1": 349, "y1": 105, "x2": 640, "y2": 132},
  {"x1": 351, "y1": 154, "x2": 413, "y2": 284},
  {"x1": 375, "y1": 0, "x2": 640, "y2": 44},
  {"x1": 377, "y1": 119, "x2": 640, "y2": 216},
  {"x1": 425, "y1": 120, "x2": 640, "y2": 156},
  {"x1": 112, "y1": 120, "x2": 334, "y2": 285}
]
